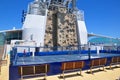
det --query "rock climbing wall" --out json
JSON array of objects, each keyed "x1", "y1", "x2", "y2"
[
  {"x1": 44, "y1": 7, "x2": 78, "y2": 51},
  {"x1": 57, "y1": 8, "x2": 78, "y2": 50}
]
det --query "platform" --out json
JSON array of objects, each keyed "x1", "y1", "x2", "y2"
[{"x1": 14, "y1": 53, "x2": 120, "y2": 66}]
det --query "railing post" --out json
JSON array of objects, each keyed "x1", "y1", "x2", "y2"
[{"x1": 88, "y1": 47, "x2": 91, "y2": 60}]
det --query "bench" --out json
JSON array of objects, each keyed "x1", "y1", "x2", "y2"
[
  {"x1": 89, "y1": 58, "x2": 107, "y2": 74},
  {"x1": 18, "y1": 64, "x2": 50, "y2": 80},
  {"x1": 60, "y1": 61, "x2": 84, "y2": 78},
  {"x1": 109, "y1": 56, "x2": 120, "y2": 69}
]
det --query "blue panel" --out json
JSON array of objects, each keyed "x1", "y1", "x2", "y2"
[
  {"x1": 17, "y1": 52, "x2": 32, "y2": 57},
  {"x1": 34, "y1": 50, "x2": 97, "y2": 56},
  {"x1": 100, "y1": 50, "x2": 120, "y2": 54}
]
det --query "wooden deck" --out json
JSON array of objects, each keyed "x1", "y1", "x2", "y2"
[{"x1": 24, "y1": 67, "x2": 120, "y2": 80}]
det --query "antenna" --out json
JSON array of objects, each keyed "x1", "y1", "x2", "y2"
[
  {"x1": 21, "y1": 10, "x2": 26, "y2": 24},
  {"x1": 35, "y1": 0, "x2": 39, "y2": 1}
]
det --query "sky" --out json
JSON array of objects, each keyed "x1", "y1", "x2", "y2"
[{"x1": 0, "y1": 0, "x2": 120, "y2": 38}]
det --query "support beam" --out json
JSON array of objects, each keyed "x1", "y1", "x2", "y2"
[{"x1": 72, "y1": 0, "x2": 76, "y2": 10}]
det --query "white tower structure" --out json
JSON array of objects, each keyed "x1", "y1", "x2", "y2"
[
  {"x1": 22, "y1": 0, "x2": 88, "y2": 50},
  {"x1": 22, "y1": 0, "x2": 48, "y2": 47},
  {"x1": 76, "y1": 10, "x2": 88, "y2": 45}
]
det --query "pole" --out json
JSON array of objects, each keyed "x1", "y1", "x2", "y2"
[
  {"x1": 79, "y1": 45, "x2": 81, "y2": 57},
  {"x1": 88, "y1": 47, "x2": 91, "y2": 60},
  {"x1": 88, "y1": 42, "x2": 91, "y2": 60}
]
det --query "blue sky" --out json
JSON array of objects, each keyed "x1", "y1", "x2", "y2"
[{"x1": 0, "y1": 0, "x2": 120, "y2": 38}]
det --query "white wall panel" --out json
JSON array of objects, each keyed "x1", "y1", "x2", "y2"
[
  {"x1": 22, "y1": 10, "x2": 47, "y2": 47},
  {"x1": 77, "y1": 21, "x2": 88, "y2": 45}
]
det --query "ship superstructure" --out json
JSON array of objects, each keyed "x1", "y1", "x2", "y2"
[
  {"x1": 0, "y1": 1, "x2": 120, "y2": 80},
  {"x1": 22, "y1": 0, "x2": 87, "y2": 51}
]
